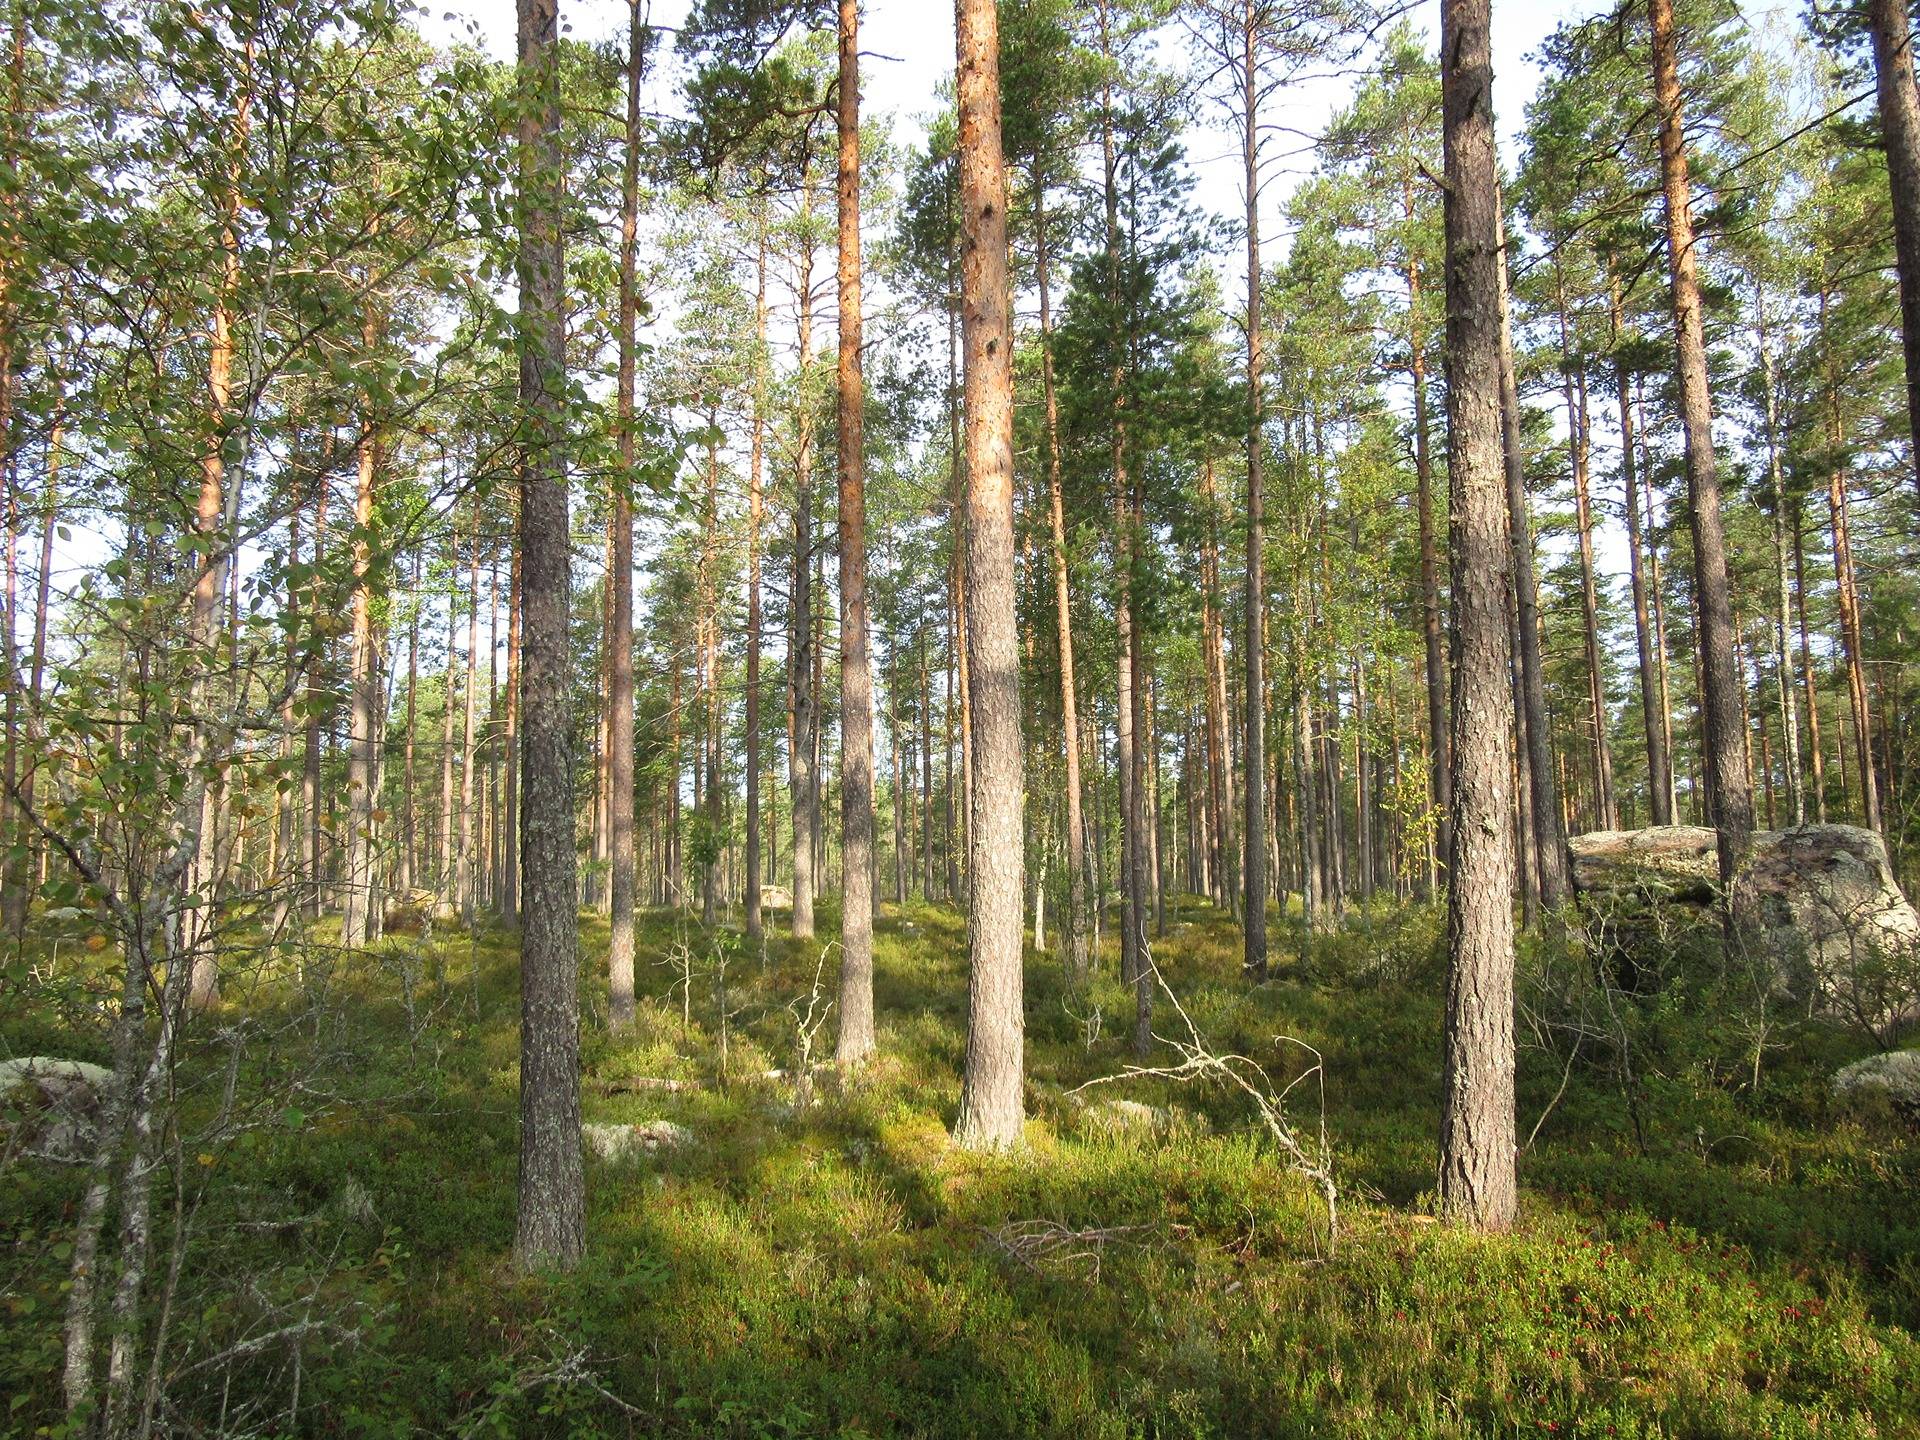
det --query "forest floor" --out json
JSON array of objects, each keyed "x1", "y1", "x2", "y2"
[{"x1": 5, "y1": 896, "x2": 1919, "y2": 1437}]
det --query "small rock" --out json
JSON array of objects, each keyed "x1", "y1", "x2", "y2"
[
  {"x1": 582, "y1": 1120, "x2": 694, "y2": 1163},
  {"x1": 1832, "y1": 1051, "x2": 1920, "y2": 1118}
]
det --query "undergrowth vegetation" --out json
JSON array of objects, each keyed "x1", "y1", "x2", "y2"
[{"x1": 4, "y1": 898, "x2": 1917, "y2": 1437}]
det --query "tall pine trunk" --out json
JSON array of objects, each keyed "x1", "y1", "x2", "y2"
[
  {"x1": 342, "y1": 310, "x2": 383, "y2": 947},
  {"x1": 1868, "y1": 0, "x2": 1920, "y2": 507},
  {"x1": 1649, "y1": 0, "x2": 1754, "y2": 884},
  {"x1": 1753, "y1": 283, "x2": 1804, "y2": 825},
  {"x1": 1240, "y1": 0, "x2": 1270, "y2": 976},
  {"x1": 835, "y1": 0, "x2": 877, "y2": 1063},
  {"x1": 512, "y1": 0, "x2": 582, "y2": 1273},
  {"x1": 952, "y1": 0, "x2": 1025, "y2": 1149},
  {"x1": 791, "y1": 206, "x2": 817, "y2": 939},
  {"x1": 745, "y1": 205, "x2": 769, "y2": 943},
  {"x1": 1437, "y1": 0, "x2": 1519, "y2": 1232},
  {"x1": 608, "y1": 0, "x2": 645, "y2": 1027}
]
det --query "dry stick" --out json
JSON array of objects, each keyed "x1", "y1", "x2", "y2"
[{"x1": 1068, "y1": 953, "x2": 1338, "y2": 1253}]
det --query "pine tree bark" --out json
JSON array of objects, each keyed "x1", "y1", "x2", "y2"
[
  {"x1": 512, "y1": 0, "x2": 583, "y2": 1273},
  {"x1": 835, "y1": 0, "x2": 877, "y2": 1063},
  {"x1": 1437, "y1": 0, "x2": 1518, "y2": 1232},
  {"x1": 952, "y1": 0, "x2": 1025, "y2": 1149},
  {"x1": 1868, "y1": 0, "x2": 1920, "y2": 507},
  {"x1": 1649, "y1": 0, "x2": 1754, "y2": 883}
]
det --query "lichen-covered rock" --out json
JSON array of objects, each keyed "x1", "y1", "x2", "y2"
[
  {"x1": 1731, "y1": 827, "x2": 1920, "y2": 989},
  {"x1": 1831, "y1": 1051, "x2": 1920, "y2": 1118},
  {"x1": 1567, "y1": 826, "x2": 1721, "y2": 903},
  {"x1": 759, "y1": 885, "x2": 793, "y2": 911},
  {"x1": 0, "y1": 1057, "x2": 113, "y2": 1161},
  {"x1": 1568, "y1": 825, "x2": 1920, "y2": 1033},
  {"x1": 582, "y1": 1119, "x2": 693, "y2": 1163}
]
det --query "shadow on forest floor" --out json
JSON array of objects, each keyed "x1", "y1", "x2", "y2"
[{"x1": 4, "y1": 894, "x2": 1917, "y2": 1436}]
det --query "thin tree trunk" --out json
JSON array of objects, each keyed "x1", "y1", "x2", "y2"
[
  {"x1": 1555, "y1": 263, "x2": 1616, "y2": 829},
  {"x1": 22, "y1": 379, "x2": 58, "y2": 905},
  {"x1": 439, "y1": 575, "x2": 457, "y2": 908},
  {"x1": 342, "y1": 311, "x2": 383, "y2": 947},
  {"x1": 1649, "y1": 0, "x2": 1754, "y2": 884},
  {"x1": 1497, "y1": 205, "x2": 1569, "y2": 903},
  {"x1": 1819, "y1": 285, "x2": 1881, "y2": 832},
  {"x1": 1636, "y1": 381, "x2": 1680, "y2": 822},
  {"x1": 460, "y1": 508, "x2": 480, "y2": 925},
  {"x1": 1407, "y1": 195, "x2": 1451, "y2": 897},
  {"x1": 1200, "y1": 458, "x2": 1237, "y2": 913},
  {"x1": 185, "y1": 50, "x2": 254, "y2": 1004},
  {"x1": 399, "y1": 553, "x2": 419, "y2": 895},
  {"x1": 791, "y1": 213, "x2": 817, "y2": 939},
  {"x1": 1034, "y1": 181, "x2": 1090, "y2": 978},
  {"x1": 303, "y1": 449, "x2": 331, "y2": 921},
  {"x1": 1754, "y1": 283, "x2": 1805, "y2": 826},
  {"x1": 1794, "y1": 500, "x2": 1827, "y2": 821},
  {"x1": 1614, "y1": 274, "x2": 1675, "y2": 826},
  {"x1": 504, "y1": 535, "x2": 521, "y2": 924}
]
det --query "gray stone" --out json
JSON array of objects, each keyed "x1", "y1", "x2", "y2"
[
  {"x1": 1567, "y1": 826, "x2": 1720, "y2": 902},
  {"x1": 1568, "y1": 824, "x2": 1920, "y2": 1011},
  {"x1": 759, "y1": 885, "x2": 793, "y2": 911}
]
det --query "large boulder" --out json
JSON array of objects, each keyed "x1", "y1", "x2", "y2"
[
  {"x1": 0, "y1": 1057, "x2": 113, "y2": 1161},
  {"x1": 1568, "y1": 824, "x2": 1920, "y2": 1016}
]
